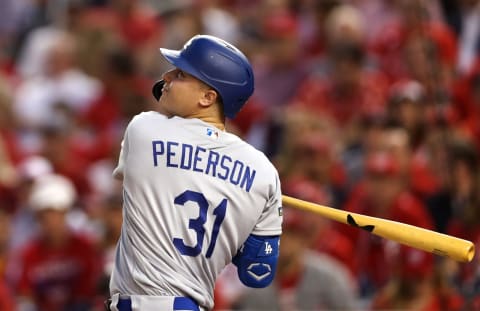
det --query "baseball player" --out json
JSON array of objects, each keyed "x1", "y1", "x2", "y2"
[{"x1": 107, "y1": 35, "x2": 283, "y2": 311}]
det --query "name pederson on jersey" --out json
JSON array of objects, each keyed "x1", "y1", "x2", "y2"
[{"x1": 109, "y1": 112, "x2": 283, "y2": 310}]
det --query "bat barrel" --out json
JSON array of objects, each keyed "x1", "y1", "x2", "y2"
[
  {"x1": 431, "y1": 236, "x2": 475, "y2": 262},
  {"x1": 282, "y1": 195, "x2": 476, "y2": 263},
  {"x1": 465, "y1": 243, "x2": 475, "y2": 262}
]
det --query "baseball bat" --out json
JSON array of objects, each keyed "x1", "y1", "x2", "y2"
[{"x1": 282, "y1": 195, "x2": 475, "y2": 262}]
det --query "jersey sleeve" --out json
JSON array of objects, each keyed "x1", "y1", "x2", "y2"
[{"x1": 251, "y1": 170, "x2": 283, "y2": 236}]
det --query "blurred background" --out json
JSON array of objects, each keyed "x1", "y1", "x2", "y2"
[{"x1": 0, "y1": 0, "x2": 479, "y2": 310}]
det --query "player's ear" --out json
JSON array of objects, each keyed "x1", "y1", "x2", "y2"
[{"x1": 199, "y1": 89, "x2": 219, "y2": 108}]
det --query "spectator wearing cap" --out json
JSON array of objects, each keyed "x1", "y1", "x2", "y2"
[
  {"x1": 234, "y1": 206, "x2": 357, "y2": 311},
  {"x1": 252, "y1": 8, "x2": 309, "y2": 109},
  {"x1": 12, "y1": 174, "x2": 99, "y2": 311},
  {"x1": 372, "y1": 245, "x2": 464, "y2": 310},
  {"x1": 240, "y1": 7, "x2": 310, "y2": 153},
  {"x1": 290, "y1": 5, "x2": 389, "y2": 144},
  {"x1": 342, "y1": 151, "x2": 433, "y2": 298}
]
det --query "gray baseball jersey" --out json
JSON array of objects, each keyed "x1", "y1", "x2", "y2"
[{"x1": 109, "y1": 112, "x2": 283, "y2": 310}]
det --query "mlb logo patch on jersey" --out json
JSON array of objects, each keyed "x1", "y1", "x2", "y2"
[{"x1": 206, "y1": 127, "x2": 219, "y2": 139}]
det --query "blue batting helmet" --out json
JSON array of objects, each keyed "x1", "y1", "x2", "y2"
[{"x1": 153, "y1": 35, "x2": 255, "y2": 118}]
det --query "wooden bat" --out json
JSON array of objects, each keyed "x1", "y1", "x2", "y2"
[{"x1": 282, "y1": 195, "x2": 475, "y2": 262}]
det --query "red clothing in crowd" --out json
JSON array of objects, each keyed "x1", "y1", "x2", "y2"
[
  {"x1": 342, "y1": 186, "x2": 433, "y2": 287},
  {"x1": 0, "y1": 280, "x2": 14, "y2": 311},
  {"x1": 370, "y1": 20, "x2": 457, "y2": 82},
  {"x1": 452, "y1": 61, "x2": 480, "y2": 150},
  {"x1": 0, "y1": 130, "x2": 24, "y2": 165},
  {"x1": 291, "y1": 70, "x2": 388, "y2": 126},
  {"x1": 48, "y1": 149, "x2": 91, "y2": 198},
  {"x1": 16, "y1": 234, "x2": 98, "y2": 311},
  {"x1": 447, "y1": 220, "x2": 480, "y2": 288},
  {"x1": 372, "y1": 291, "x2": 464, "y2": 311},
  {"x1": 313, "y1": 227, "x2": 355, "y2": 275},
  {"x1": 409, "y1": 148, "x2": 442, "y2": 198},
  {"x1": 80, "y1": 5, "x2": 161, "y2": 50}
]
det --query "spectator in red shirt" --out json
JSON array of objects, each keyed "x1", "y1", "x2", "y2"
[
  {"x1": 291, "y1": 41, "x2": 388, "y2": 132},
  {"x1": 372, "y1": 245, "x2": 464, "y2": 311},
  {"x1": 251, "y1": 9, "x2": 309, "y2": 110},
  {"x1": 80, "y1": 47, "x2": 152, "y2": 163},
  {"x1": 343, "y1": 151, "x2": 433, "y2": 297},
  {"x1": 290, "y1": 2, "x2": 389, "y2": 140},
  {"x1": 282, "y1": 177, "x2": 355, "y2": 275},
  {"x1": 379, "y1": 121, "x2": 441, "y2": 200},
  {"x1": 370, "y1": 0, "x2": 457, "y2": 85},
  {"x1": 78, "y1": 0, "x2": 162, "y2": 75},
  {"x1": 14, "y1": 174, "x2": 98, "y2": 311}
]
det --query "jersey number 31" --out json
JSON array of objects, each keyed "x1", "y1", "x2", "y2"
[{"x1": 173, "y1": 190, "x2": 227, "y2": 258}]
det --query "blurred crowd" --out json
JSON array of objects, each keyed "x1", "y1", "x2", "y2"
[{"x1": 0, "y1": 0, "x2": 479, "y2": 310}]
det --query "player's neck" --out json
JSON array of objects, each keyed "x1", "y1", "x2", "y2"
[
  {"x1": 199, "y1": 116, "x2": 225, "y2": 131},
  {"x1": 190, "y1": 110, "x2": 226, "y2": 131}
]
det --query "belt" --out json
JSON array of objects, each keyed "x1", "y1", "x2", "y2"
[{"x1": 105, "y1": 295, "x2": 200, "y2": 311}]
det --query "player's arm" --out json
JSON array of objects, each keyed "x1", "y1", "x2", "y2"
[{"x1": 232, "y1": 234, "x2": 280, "y2": 288}]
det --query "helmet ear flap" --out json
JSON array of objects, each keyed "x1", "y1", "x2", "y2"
[{"x1": 152, "y1": 80, "x2": 165, "y2": 101}]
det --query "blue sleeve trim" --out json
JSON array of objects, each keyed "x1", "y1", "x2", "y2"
[{"x1": 233, "y1": 234, "x2": 280, "y2": 288}]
